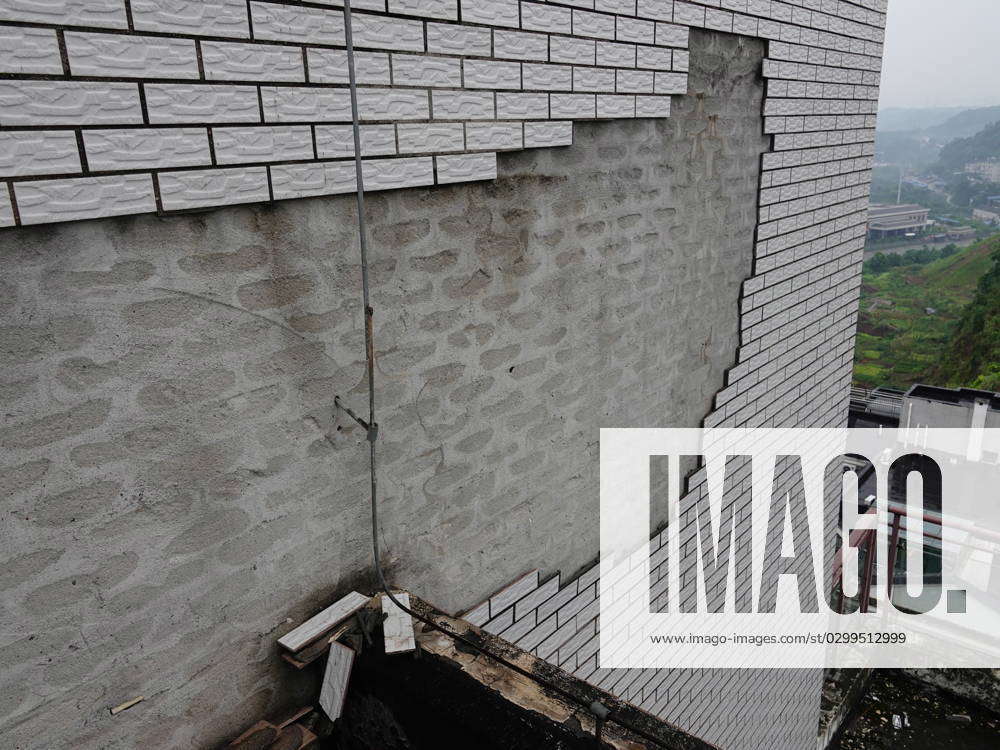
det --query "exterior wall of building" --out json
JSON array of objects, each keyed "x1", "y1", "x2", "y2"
[
  {"x1": 1, "y1": 0, "x2": 887, "y2": 748},
  {"x1": 973, "y1": 208, "x2": 1000, "y2": 225},
  {"x1": 1, "y1": 28, "x2": 766, "y2": 748},
  {"x1": 965, "y1": 161, "x2": 1000, "y2": 183},
  {"x1": 866, "y1": 204, "x2": 930, "y2": 237}
]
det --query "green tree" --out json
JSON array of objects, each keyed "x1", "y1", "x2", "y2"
[{"x1": 935, "y1": 236, "x2": 1000, "y2": 388}]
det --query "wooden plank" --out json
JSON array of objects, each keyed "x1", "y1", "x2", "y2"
[
  {"x1": 319, "y1": 642, "x2": 355, "y2": 722},
  {"x1": 280, "y1": 619, "x2": 354, "y2": 669},
  {"x1": 273, "y1": 705, "x2": 312, "y2": 729},
  {"x1": 109, "y1": 696, "x2": 144, "y2": 715},
  {"x1": 228, "y1": 720, "x2": 277, "y2": 749},
  {"x1": 381, "y1": 592, "x2": 416, "y2": 654},
  {"x1": 269, "y1": 723, "x2": 318, "y2": 750},
  {"x1": 281, "y1": 651, "x2": 310, "y2": 670},
  {"x1": 278, "y1": 591, "x2": 369, "y2": 652}
]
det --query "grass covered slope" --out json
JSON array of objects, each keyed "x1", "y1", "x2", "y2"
[
  {"x1": 853, "y1": 235, "x2": 999, "y2": 388},
  {"x1": 933, "y1": 237, "x2": 1000, "y2": 390}
]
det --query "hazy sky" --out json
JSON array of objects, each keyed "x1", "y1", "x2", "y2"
[{"x1": 879, "y1": 0, "x2": 1000, "y2": 110}]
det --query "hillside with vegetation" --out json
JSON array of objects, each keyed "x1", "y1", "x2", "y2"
[
  {"x1": 924, "y1": 106, "x2": 1000, "y2": 141},
  {"x1": 877, "y1": 105, "x2": 1000, "y2": 136},
  {"x1": 932, "y1": 237, "x2": 1000, "y2": 390},
  {"x1": 875, "y1": 105, "x2": 1000, "y2": 169},
  {"x1": 876, "y1": 106, "x2": 967, "y2": 133},
  {"x1": 853, "y1": 236, "x2": 999, "y2": 389},
  {"x1": 933, "y1": 120, "x2": 1000, "y2": 176}
]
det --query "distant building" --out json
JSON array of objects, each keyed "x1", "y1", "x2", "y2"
[
  {"x1": 965, "y1": 160, "x2": 1000, "y2": 183},
  {"x1": 988, "y1": 195, "x2": 1000, "y2": 210},
  {"x1": 867, "y1": 203, "x2": 931, "y2": 239},
  {"x1": 973, "y1": 208, "x2": 1000, "y2": 226},
  {"x1": 947, "y1": 226, "x2": 977, "y2": 240},
  {"x1": 926, "y1": 225, "x2": 976, "y2": 243}
]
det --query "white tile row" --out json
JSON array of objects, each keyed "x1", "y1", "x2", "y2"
[
  {"x1": 1, "y1": 151, "x2": 506, "y2": 224},
  {"x1": 0, "y1": 79, "x2": 677, "y2": 127},
  {"x1": 0, "y1": 115, "x2": 594, "y2": 179},
  {"x1": 14, "y1": 172, "x2": 156, "y2": 225},
  {"x1": 0, "y1": 31, "x2": 681, "y2": 79},
  {"x1": 0, "y1": 0, "x2": 887, "y2": 44}
]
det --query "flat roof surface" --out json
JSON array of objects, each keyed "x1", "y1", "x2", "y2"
[
  {"x1": 868, "y1": 204, "x2": 928, "y2": 217},
  {"x1": 869, "y1": 217, "x2": 930, "y2": 230}
]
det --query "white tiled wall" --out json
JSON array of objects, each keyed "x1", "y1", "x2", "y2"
[
  {"x1": 21, "y1": 0, "x2": 858, "y2": 224},
  {"x1": 0, "y1": 2, "x2": 885, "y2": 224}
]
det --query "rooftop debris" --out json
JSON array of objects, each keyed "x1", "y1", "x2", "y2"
[
  {"x1": 320, "y1": 642, "x2": 356, "y2": 722},
  {"x1": 227, "y1": 719, "x2": 318, "y2": 750},
  {"x1": 219, "y1": 590, "x2": 378, "y2": 748},
  {"x1": 109, "y1": 696, "x2": 144, "y2": 716},
  {"x1": 278, "y1": 591, "x2": 370, "y2": 652},
  {"x1": 250, "y1": 589, "x2": 710, "y2": 749},
  {"x1": 380, "y1": 592, "x2": 416, "y2": 654},
  {"x1": 832, "y1": 669, "x2": 1000, "y2": 749},
  {"x1": 338, "y1": 594, "x2": 712, "y2": 750},
  {"x1": 281, "y1": 620, "x2": 357, "y2": 670},
  {"x1": 228, "y1": 720, "x2": 277, "y2": 749}
]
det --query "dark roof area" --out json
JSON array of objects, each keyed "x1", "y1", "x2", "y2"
[
  {"x1": 328, "y1": 595, "x2": 717, "y2": 750},
  {"x1": 906, "y1": 384, "x2": 1000, "y2": 409}
]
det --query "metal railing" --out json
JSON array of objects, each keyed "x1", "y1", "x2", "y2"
[{"x1": 849, "y1": 386, "x2": 904, "y2": 420}]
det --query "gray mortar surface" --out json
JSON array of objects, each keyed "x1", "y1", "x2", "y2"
[{"x1": 0, "y1": 30, "x2": 767, "y2": 749}]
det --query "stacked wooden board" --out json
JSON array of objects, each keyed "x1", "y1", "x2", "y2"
[{"x1": 227, "y1": 708, "x2": 318, "y2": 750}]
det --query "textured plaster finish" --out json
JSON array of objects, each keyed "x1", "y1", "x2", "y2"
[{"x1": 0, "y1": 28, "x2": 762, "y2": 749}]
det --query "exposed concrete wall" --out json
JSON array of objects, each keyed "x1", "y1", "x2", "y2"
[{"x1": 0, "y1": 30, "x2": 765, "y2": 749}]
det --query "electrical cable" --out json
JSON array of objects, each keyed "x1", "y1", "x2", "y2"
[{"x1": 338, "y1": 3, "x2": 674, "y2": 746}]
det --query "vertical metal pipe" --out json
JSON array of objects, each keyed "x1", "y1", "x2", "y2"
[{"x1": 341, "y1": 0, "x2": 385, "y2": 586}]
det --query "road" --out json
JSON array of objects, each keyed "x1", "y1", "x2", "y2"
[{"x1": 864, "y1": 236, "x2": 979, "y2": 259}]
